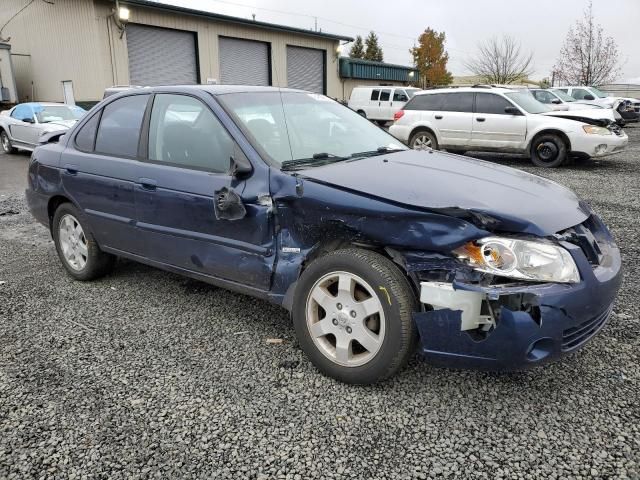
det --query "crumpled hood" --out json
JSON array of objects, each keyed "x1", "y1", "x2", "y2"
[
  {"x1": 541, "y1": 108, "x2": 615, "y2": 123},
  {"x1": 44, "y1": 119, "x2": 77, "y2": 129},
  {"x1": 298, "y1": 150, "x2": 590, "y2": 236}
]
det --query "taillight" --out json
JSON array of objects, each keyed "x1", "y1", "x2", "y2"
[{"x1": 393, "y1": 110, "x2": 404, "y2": 121}]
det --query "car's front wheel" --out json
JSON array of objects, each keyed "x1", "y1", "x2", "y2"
[
  {"x1": 52, "y1": 203, "x2": 116, "y2": 281},
  {"x1": 409, "y1": 130, "x2": 438, "y2": 151},
  {"x1": 530, "y1": 133, "x2": 567, "y2": 167},
  {"x1": 1, "y1": 131, "x2": 16, "y2": 154},
  {"x1": 292, "y1": 248, "x2": 417, "y2": 384}
]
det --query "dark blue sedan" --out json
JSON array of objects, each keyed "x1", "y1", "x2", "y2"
[{"x1": 25, "y1": 86, "x2": 622, "y2": 384}]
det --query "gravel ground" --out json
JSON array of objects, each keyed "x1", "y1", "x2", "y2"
[{"x1": 1, "y1": 129, "x2": 639, "y2": 479}]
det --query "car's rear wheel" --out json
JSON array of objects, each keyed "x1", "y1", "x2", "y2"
[
  {"x1": 52, "y1": 203, "x2": 116, "y2": 281},
  {"x1": 409, "y1": 130, "x2": 438, "y2": 151},
  {"x1": 357, "y1": 110, "x2": 366, "y2": 118},
  {"x1": 530, "y1": 134, "x2": 567, "y2": 168},
  {"x1": 292, "y1": 248, "x2": 417, "y2": 384},
  {"x1": 1, "y1": 131, "x2": 16, "y2": 154}
]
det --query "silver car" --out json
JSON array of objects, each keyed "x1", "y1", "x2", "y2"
[{"x1": 0, "y1": 102, "x2": 86, "y2": 153}]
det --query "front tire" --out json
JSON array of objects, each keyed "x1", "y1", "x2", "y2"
[
  {"x1": 292, "y1": 248, "x2": 417, "y2": 384},
  {"x1": 409, "y1": 129, "x2": 438, "y2": 151},
  {"x1": 1, "y1": 131, "x2": 16, "y2": 154},
  {"x1": 52, "y1": 203, "x2": 116, "y2": 281},
  {"x1": 530, "y1": 134, "x2": 567, "y2": 168}
]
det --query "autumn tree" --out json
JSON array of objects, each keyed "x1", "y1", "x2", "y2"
[
  {"x1": 349, "y1": 35, "x2": 365, "y2": 59},
  {"x1": 465, "y1": 36, "x2": 533, "y2": 84},
  {"x1": 553, "y1": 1, "x2": 621, "y2": 85},
  {"x1": 364, "y1": 31, "x2": 384, "y2": 62},
  {"x1": 410, "y1": 28, "x2": 452, "y2": 88}
]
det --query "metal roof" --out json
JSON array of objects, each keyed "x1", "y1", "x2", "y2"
[
  {"x1": 339, "y1": 57, "x2": 419, "y2": 82},
  {"x1": 121, "y1": 0, "x2": 354, "y2": 42}
]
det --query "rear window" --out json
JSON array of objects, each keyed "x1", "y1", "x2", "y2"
[{"x1": 404, "y1": 93, "x2": 443, "y2": 111}]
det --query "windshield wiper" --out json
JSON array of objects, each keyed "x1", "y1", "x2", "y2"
[
  {"x1": 349, "y1": 146, "x2": 405, "y2": 159},
  {"x1": 281, "y1": 152, "x2": 349, "y2": 171}
]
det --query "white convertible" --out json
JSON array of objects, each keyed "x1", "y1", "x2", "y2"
[{"x1": 0, "y1": 102, "x2": 86, "y2": 153}]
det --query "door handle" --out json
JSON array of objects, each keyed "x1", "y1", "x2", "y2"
[
  {"x1": 138, "y1": 178, "x2": 157, "y2": 191},
  {"x1": 476, "y1": 117, "x2": 486, "y2": 122},
  {"x1": 435, "y1": 115, "x2": 443, "y2": 120},
  {"x1": 64, "y1": 164, "x2": 78, "y2": 175}
]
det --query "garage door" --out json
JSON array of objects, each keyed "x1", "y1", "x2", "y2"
[
  {"x1": 287, "y1": 46, "x2": 324, "y2": 94},
  {"x1": 219, "y1": 37, "x2": 270, "y2": 86},
  {"x1": 126, "y1": 24, "x2": 198, "y2": 86}
]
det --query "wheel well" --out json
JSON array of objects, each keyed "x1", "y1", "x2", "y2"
[
  {"x1": 47, "y1": 195, "x2": 72, "y2": 227},
  {"x1": 529, "y1": 130, "x2": 571, "y2": 153},
  {"x1": 409, "y1": 126, "x2": 437, "y2": 143}
]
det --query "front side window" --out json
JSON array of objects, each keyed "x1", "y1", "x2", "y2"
[
  {"x1": 148, "y1": 94, "x2": 233, "y2": 173},
  {"x1": 95, "y1": 94, "x2": 149, "y2": 157},
  {"x1": 440, "y1": 92, "x2": 474, "y2": 113},
  {"x1": 11, "y1": 105, "x2": 33, "y2": 122},
  {"x1": 393, "y1": 90, "x2": 408, "y2": 102},
  {"x1": 531, "y1": 90, "x2": 555, "y2": 104},
  {"x1": 219, "y1": 92, "x2": 405, "y2": 166},
  {"x1": 475, "y1": 93, "x2": 514, "y2": 114},
  {"x1": 571, "y1": 88, "x2": 591, "y2": 100},
  {"x1": 504, "y1": 92, "x2": 551, "y2": 114},
  {"x1": 550, "y1": 89, "x2": 576, "y2": 102}
]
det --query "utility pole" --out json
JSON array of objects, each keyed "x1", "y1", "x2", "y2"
[{"x1": 314, "y1": 17, "x2": 317, "y2": 32}]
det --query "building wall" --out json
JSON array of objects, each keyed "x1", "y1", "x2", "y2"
[
  {"x1": 600, "y1": 84, "x2": 640, "y2": 99},
  {"x1": 0, "y1": 46, "x2": 19, "y2": 103},
  {"x1": 1, "y1": 0, "x2": 343, "y2": 102},
  {"x1": 341, "y1": 79, "x2": 411, "y2": 101}
]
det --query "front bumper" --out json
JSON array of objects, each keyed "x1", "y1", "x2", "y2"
[
  {"x1": 413, "y1": 238, "x2": 622, "y2": 371},
  {"x1": 570, "y1": 130, "x2": 628, "y2": 158}
]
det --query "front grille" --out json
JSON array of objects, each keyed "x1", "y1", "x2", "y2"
[{"x1": 562, "y1": 307, "x2": 612, "y2": 351}]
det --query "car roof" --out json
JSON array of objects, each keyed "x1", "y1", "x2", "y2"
[
  {"x1": 18, "y1": 102, "x2": 75, "y2": 108},
  {"x1": 112, "y1": 85, "x2": 309, "y2": 96},
  {"x1": 413, "y1": 86, "x2": 518, "y2": 96}
]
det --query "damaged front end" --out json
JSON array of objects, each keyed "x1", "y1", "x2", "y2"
[{"x1": 408, "y1": 215, "x2": 622, "y2": 370}]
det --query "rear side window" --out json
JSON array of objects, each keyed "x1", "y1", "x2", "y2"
[
  {"x1": 148, "y1": 94, "x2": 234, "y2": 173},
  {"x1": 370, "y1": 89, "x2": 380, "y2": 101},
  {"x1": 95, "y1": 94, "x2": 149, "y2": 157},
  {"x1": 74, "y1": 112, "x2": 101, "y2": 151},
  {"x1": 440, "y1": 93, "x2": 474, "y2": 113},
  {"x1": 571, "y1": 88, "x2": 591, "y2": 100},
  {"x1": 379, "y1": 89, "x2": 391, "y2": 101},
  {"x1": 404, "y1": 94, "x2": 443, "y2": 111},
  {"x1": 475, "y1": 93, "x2": 513, "y2": 114}
]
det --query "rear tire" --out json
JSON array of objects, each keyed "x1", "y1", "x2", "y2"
[
  {"x1": 292, "y1": 248, "x2": 417, "y2": 384},
  {"x1": 52, "y1": 203, "x2": 116, "y2": 281},
  {"x1": 530, "y1": 134, "x2": 567, "y2": 168},
  {"x1": 409, "y1": 129, "x2": 438, "y2": 151},
  {"x1": 1, "y1": 131, "x2": 16, "y2": 154},
  {"x1": 357, "y1": 110, "x2": 366, "y2": 118}
]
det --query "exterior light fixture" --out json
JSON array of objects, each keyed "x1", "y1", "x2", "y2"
[
  {"x1": 112, "y1": 1, "x2": 130, "y2": 38},
  {"x1": 118, "y1": 7, "x2": 130, "y2": 22}
]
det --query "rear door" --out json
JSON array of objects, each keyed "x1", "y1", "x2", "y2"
[
  {"x1": 436, "y1": 92, "x2": 474, "y2": 146},
  {"x1": 134, "y1": 92, "x2": 274, "y2": 289},
  {"x1": 471, "y1": 92, "x2": 527, "y2": 150},
  {"x1": 60, "y1": 93, "x2": 150, "y2": 254}
]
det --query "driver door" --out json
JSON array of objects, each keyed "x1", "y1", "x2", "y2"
[
  {"x1": 9, "y1": 104, "x2": 39, "y2": 147},
  {"x1": 134, "y1": 93, "x2": 275, "y2": 290}
]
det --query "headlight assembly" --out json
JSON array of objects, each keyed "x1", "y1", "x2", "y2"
[
  {"x1": 454, "y1": 237, "x2": 580, "y2": 284},
  {"x1": 582, "y1": 125, "x2": 611, "y2": 135}
]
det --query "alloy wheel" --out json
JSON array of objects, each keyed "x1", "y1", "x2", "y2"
[
  {"x1": 58, "y1": 214, "x2": 88, "y2": 271},
  {"x1": 306, "y1": 271, "x2": 385, "y2": 367},
  {"x1": 412, "y1": 134, "x2": 432, "y2": 150}
]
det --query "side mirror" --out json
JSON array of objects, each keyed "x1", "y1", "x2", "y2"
[
  {"x1": 584, "y1": 94, "x2": 595, "y2": 100},
  {"x1": 551, "y1": 99, "x2": 561, "y2": 104},
  {"x1": 504, "y1": 106, "x2": 521, "y2": 115},
  {"x1": 230, "y1": 144, "x2": 253, "y2": 177},
  {"x1": 22, "y1": 117, "x2": 35, "y2": 123}
]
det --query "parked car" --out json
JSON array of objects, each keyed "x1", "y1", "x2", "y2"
[
  {"x1": 26, "y1": 85, "x2": 621, "y2": 384},
  {"x1": 348, "y1": 86, "x2": 420, "y2": 124},
  {"x1": 530, "y1": 88, "x2": 600, "y2": 110},
  {"x1": 555, "y1": 86, "x2": 640, "y2": 122},
  {"x1": 389, "y1": 87, "x2": 627, "y2": 167},
  {"x1": 0, "y1": 102, "x2": 86, "y2": 153}
]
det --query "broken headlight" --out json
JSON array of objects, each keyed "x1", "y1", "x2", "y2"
[{"x1": 453, "y1": 237, "x2": 580, "y2": 284}]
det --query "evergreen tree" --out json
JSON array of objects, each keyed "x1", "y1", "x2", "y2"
[
  {"x1": 349, "y1": 35, "x2": 365, "y2": 59},
  {"x1": 410, "y1": 28, "x2": 453, "y2": 88},
  {"x1": 364, "y1": 31, "x2": 384, "y2": 62}
]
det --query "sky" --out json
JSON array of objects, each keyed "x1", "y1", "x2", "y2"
[{"x1": 155, "y1": 0, "x2": 640, "y2": 83}]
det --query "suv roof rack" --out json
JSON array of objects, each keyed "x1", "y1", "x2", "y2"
[{"x1": 471, "y1": 84, "x2": 494, "y2": 89}]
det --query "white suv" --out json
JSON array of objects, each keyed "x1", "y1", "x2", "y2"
[{"x1": 389, "y1": 87, "x2": 628, "y2": 167}]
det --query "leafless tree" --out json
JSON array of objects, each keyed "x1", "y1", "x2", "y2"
[
  {"x1": 553, "y1": 1, "x2": 621, "y2": 86},
  {"x1": 464, "y1": 36, "x2": 533, "y2": 84}
]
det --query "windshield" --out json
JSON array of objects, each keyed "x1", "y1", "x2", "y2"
[
  {"x1": 550, "y1": 89, "x2": 576, "y2": 102},
  {"x1": 34, "y1": 105, "x2": 86, "y2": 123},
  {"x1": 588, "y1": 87, "x2": 608, "y2": 98},
  {"x1": 504, "y1": 92, "x2": 552, "y2": 114},
  {"x1": 218, "y1": 92, "x2": 406, "y2": 167}
]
